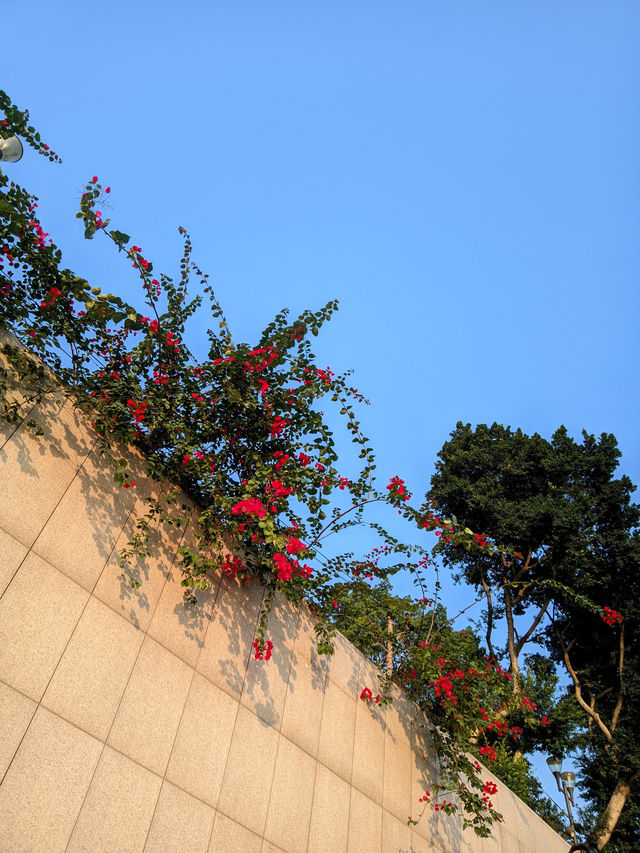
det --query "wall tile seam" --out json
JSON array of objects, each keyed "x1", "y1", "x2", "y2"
[
  {"x1": 0, "y1": 399, "x2": 38, "y2": 451},
  {"x1": 62, "y1": 743, "x2": 159, "y2": 853},
  {"x1": 83, "y1": 469, "x2": 175, "y2": 599},
  {"x1": 261, "y1": 727, "x2": 285, "y2": 846},
  {"x1": 210, "y1": 588, "x2": 282, "y2": 840},
  {"x1": 2, "y1": 562, "x2": 218, "y2": 695},
  {"x1": 61, "y1": 619, "x2": 187, "y2": 848},
  {"x1": 144, "y1": 564, "x2": 231, "y2": 853},
  {"x1": 0, "y1": 393, "x2": 100, "y2": 514},
  {"x1": 301, "y1": 757, "x2": 323, "y2": 853},
  {"x1": 1, "y1": 588, "x2": 337, "y2": 780},
  {"x1": 199, "y1": 710, "x2": 243, "y2": 852},
  {"x1": 139, "y1": 665, "x2": 200, "y2": 851},
  {"x1": 0, "y1": 559, "x2": 92, "y2": 719},
  {"x1": 317, "y1": 683, "x2": 358, "y2": 787},
  {"x1": 0, "y1": 427, "x2": 102, "y2": 590},
  {"x1": 257, "y1": 606, "x2": 306, "y2": 847},
  {"x1": 0, "y1": 339, "x2": 74, "y2": 454},
  {"x1": 0, "y1": 527, "x2": 30, "y2": 604},
  {"x1": 244, "y1": 600, "x2": 303, "y2": 732},
  {"x1": 0, "y1": 535, "x2": 199, "y2": 735},
  {"x1": 0, "y1": 681, "x2": 38, "y2": 788},
  {"x1": 344, "y1": 664, "x2": 367, "y2": 848},
  {"x1": 49, "y1": 722, "x2": 274, "y2": 851},
  {"x1": 26, "y1": 487, "x2": 144, "y2": 708}
]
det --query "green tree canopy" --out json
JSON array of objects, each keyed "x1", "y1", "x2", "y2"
[{"x1": 429, "y1": 422, "x2": 640, "y2": 850}]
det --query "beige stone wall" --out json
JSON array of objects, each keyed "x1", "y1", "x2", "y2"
[{"x1": 0, "y1": 341, "x2": 569, "y2": 852}]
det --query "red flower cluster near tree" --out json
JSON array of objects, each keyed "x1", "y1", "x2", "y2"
[
  {"x1": 386, "y1": 475, "x2": 411, "y2": 501},
  {"x1": 602, "y1": 606, "x2": 623, "y2": 626},
  {"x1": 39, "y1": 286, "x2": 61, "y2": 309}
]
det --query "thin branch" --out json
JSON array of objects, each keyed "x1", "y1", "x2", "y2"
[
  {"x1": 479, "y1": 570, "x2": 497, "y2": 661},
  {"x1": 552, "y1": 619, "x2": 613, "y2": 743},
  {"x1": 611, "y1": 623, "x2": 626, "y2": 734},
  {"x1": 515, "y1": 597, "x2": 550, "y2": 656}
]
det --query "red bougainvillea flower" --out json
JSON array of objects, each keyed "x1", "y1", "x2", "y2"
[
  {"x1": 360, "y1": 687, "x2": 373, "y2": 701},
  {"x1": 232, "y1": 498, "x2": 267, "y2": 519},
  {"x1": 221, "y1": 554, "x2": 245, "y2": 579},
  {"x1": 386, "y1": 475, "x2": 411, "y2": 501},
  {"x1": 479, "y1": 745, "x2": 496, "y2": 763},
  {"x1": 602, "y1": 606, "x2": 623, "y2": 626},
  {"x1": 285, "y1": 536, "x2": 306, "y2": 555},
  {"x1": 253, "y1": 638, "x2": 273, "y2": 661},
  {"x1": 273, "y1": 553, "x2": 294, "y2": 582}
]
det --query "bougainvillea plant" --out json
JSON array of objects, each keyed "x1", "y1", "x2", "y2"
[{"x1": 1, "y1": 91, "x2": 622, "y2": 839}]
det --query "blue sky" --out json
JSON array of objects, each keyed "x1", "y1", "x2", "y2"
[{"x1": 3, "y1": 0, "x2": 639, "y2": 819}]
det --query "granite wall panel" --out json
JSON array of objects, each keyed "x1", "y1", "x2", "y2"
[{"x1": 0, "y1": 350, "x2": 569, "y2": 853}]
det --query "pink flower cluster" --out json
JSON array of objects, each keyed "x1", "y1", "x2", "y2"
[
  {"x1": 359, "y1": 687, "x2": 381, "y2": 704},
  {"x1": 602, "y1": 607, "x2": 623, "y2": 626},
  {"x1": 253, "y1": 638, "x2": 273, "y2": 660},
  {"x1": 221, "y1": 554, "x2": 245, "y2": 579},
  {"x1": 232, "y1": 498, "x2": 267, "y2": 519},
  {"x1": 386, "y1": 476, "x2": 411, "y2": 501}
]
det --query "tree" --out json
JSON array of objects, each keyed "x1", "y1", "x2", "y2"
[{"x1": 429, "y1": 422, "x2": 640, "y2": 849}]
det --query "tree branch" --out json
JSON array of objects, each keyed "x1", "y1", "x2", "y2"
[
  {"x1": 611, "y1": 623, "x2": 626, "y2": 734},
  {"x1": 479, "y1": 570, "x2": 497, "y2": 661},
  {"x1": 552, "y1": 620, "x2": 613, "y2": 743},
  {"x1": 515, "y1": 597, "x2": 550, "y2": 657}
]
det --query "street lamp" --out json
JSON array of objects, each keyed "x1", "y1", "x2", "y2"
[
  {"x1": 546, "y1": 756, "x2": 578, "y2": 844},
  {"x1": 0, "y1": 136, "x2": 24, "y2": 163}
]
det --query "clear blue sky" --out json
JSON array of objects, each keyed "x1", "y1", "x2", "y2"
[{"x1": 3, "y1": 0, "x2": 639, "y2": 818}]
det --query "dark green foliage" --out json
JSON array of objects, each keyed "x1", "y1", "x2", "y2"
[{"x1": 429, "y1": 422, "x2": 640, "y2": 849}]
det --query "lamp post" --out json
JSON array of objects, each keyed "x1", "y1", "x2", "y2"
[{"x1": 546, "y1": 756, "x2": 578, "y2": 844}]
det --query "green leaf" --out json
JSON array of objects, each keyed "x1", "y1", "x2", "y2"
[{"x1": 110, "y1": 230, "x2": 130, "y2": 247}]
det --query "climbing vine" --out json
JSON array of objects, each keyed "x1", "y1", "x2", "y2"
[{"x1": 4, "y1": 90, "x2": 612, "y2": 839}]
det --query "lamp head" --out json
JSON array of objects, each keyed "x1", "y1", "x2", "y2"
[
  {"x1": 546, "y1": 755, "x2": 562, "y2": 775},
  {"x1": 0, "y1": 136, "x2": 24, "y2": 163}
]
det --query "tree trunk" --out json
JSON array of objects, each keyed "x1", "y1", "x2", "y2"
[
  {"x1": 502, "y1": 585, "x2": 521, "y2": 695},
  {"x1": 386, "y1": 613, "x2": 394, "y2": 678},
  {"x1": 593, "y1": 774, "x2": 637, "y2": 850}
]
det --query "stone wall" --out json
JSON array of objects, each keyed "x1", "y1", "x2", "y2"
[{"x1": 0, "y1": 340, "x2": 569, "y2": 852}]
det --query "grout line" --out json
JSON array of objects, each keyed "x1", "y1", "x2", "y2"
[
  {"x1": 0, "y1": 679, "x2": 382, "y2": 834},
  {"x1": 140, "y1": 509, "x2": 217, "y2": 852},
  {"x1": 259, "y1": 602, "x2": 303, "y2": 851},
  {"x1": 0, "y1": 683, "x2": 38, "y2": 788},
  {"x1": 204, "y1": 579, "x2": 266, "y2": 851},
  {"x1": 0, "y1": 532, "x2": 30, "y2": 604},
  {"x1": 63, "y1": 501, "x2": 190, "y2": 851}
]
